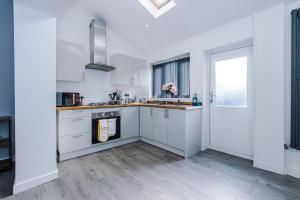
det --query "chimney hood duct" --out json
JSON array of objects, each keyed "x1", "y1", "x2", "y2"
[{"x1": 85, "y1": 19, "x2": 116, "y2": 72}]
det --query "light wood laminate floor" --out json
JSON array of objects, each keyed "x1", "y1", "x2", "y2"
[{"x1": 1, "y1": 141, "x2": 300, "y2": 200}]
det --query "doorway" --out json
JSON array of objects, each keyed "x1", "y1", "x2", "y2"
[{"x1": 209, "y1": 46, "x2": 253, "y2": 159}]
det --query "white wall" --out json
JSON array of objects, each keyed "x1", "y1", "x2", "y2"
[
  {"x1": 56, "y1": 4, "x2": 148, "y2": 103},
  {"x1": 146, "y1": 16, "x2": 254, "y2": 152},
  {"x1": 253, "y1": 4, "x2": 285, "y2": 174},
  {"x1": 146, "y1": 4, "x2": 288, "y2": 175},
  {"x1": 13, "y1": 4, "x2": 57, "y2": 194}
]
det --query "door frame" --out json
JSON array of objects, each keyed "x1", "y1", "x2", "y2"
[{"x1": 208, "y1": 44, "x2": 255, "y2": 160}]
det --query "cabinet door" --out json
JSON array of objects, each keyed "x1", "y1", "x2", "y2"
[
  {"x1": 59, "y1": 132, "x2": 91, "y2": 154},
  {"x1": 167, "y1": 109, "x2": 185, "y2": 150},
  {"x1": 57, "y1": 39, "x2": 85, "y2": 82},
  {"x1": 122, "y1": 107, "x2": 139, "y2": 139},
  {"x1": 153, "y1": 108, "x2": 168, "y2": 145},
  {"x1": 140, "y1": 107, "x2": 153, "y2": 139},
  {"x1": 133, "y1": 58, "x2": 147, "y2": 87},
  {"x1": 111, "y1": 54, "x2": 133, "y2": 85}
]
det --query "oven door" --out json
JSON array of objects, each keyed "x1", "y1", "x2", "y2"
[{"x1": 92, "y1": 116, "x2": 121, "y2": 144}]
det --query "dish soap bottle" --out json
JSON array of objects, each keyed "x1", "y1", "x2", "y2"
[{"x1": 192, "y1": 93, "x2": 198, "y2": 106}]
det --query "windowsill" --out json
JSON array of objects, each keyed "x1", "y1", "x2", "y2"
[{"x1": 149, "y1": 97, "x2": 191, "y2": 102}]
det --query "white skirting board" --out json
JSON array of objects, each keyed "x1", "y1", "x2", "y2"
[
  {"x1": 13, "y1": 169, "x2": 58, "y2": 194},
  {"x1": 208, "y1": 145, "x2": 253, "y2": 160},
  {"x1": 254, "y1": 161, "x2": 285, "y2": 175},
  {"x1": 285, "y1": 149, "x2": 300, "y2": 179},
  {"x1": 59, "y1": 137, "x2": 139, "y2": 161},
  {"x1": 140, "y1": 137, "x2": 185, "y2": 157}
]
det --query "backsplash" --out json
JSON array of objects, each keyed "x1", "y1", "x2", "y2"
[{"x1": 57, "y1": 70, "x2": 148, "y2": 104}]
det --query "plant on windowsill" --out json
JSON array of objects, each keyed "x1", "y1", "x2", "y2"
[{"x1": 162, "y1": 83, "x2": 178, "y2": 101}]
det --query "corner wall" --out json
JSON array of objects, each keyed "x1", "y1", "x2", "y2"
[{"x1": 13, "y1": 4, "x2": 57, "y2": 193}]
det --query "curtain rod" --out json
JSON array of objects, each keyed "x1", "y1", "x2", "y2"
[{"x1": 151, "y1": 53, "x2": 190, "y2": 66}]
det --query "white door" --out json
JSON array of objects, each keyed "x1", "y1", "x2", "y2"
[{"x1": 209, "y1": 46, "x2": 253, "y2": 159}]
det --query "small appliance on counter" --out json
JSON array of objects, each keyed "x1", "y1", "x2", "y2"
[{"x1": 56, "y1": 92, "x2": 81, "y2": 107}]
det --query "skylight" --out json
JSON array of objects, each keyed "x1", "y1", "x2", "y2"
[{"x1": 138, "y1": 0, "x2": 176, "y2": 18}]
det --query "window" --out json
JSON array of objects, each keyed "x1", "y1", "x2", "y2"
[
  {"x1": 215, "y1": 57, "x2": 248, "y2": 107},
  {"x1": 152, "y1": 57, "x2": 190, "y2": 98},
  {"x1": 151, "y1": 0, "x2": 172, "y2": 9},
  {"x1": 138, "y1": 0, "x2": 176, "y2": 18}
]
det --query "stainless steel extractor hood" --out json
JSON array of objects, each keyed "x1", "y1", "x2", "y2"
[{"x1": 85, "y1": 19, "x2": 116, "y2": 72}]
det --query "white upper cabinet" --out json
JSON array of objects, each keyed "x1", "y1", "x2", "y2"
[
  {"x1": 132, "y1": 58, "x2": 148, "y2": 87},
  {"x1": 56, "y1": 39, "x2": 86, "y2": 82},
  {"x1": 111, "y1": 54, "x2": 147, "y2": 86}
]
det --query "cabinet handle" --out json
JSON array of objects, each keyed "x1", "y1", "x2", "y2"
[
  {"x1": 150, "y1": 108, "x2": 153, "y2": 116},
  {"x1": 165, "y1": 109, "x2": 169, "y2": 119},
  {"x1": 72, "y1": 134, "x2": 83, "y2": 138},
  {"x1": 72, "y1": 119, "x2": 84, "y2": 122},
  {"x1": 72, "y1": 110, "x2": 84, "y2": 113}
]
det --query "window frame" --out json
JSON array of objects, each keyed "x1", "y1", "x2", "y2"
[{"x1": 151, "y1": 55, "x2": 191, "y2": 99}]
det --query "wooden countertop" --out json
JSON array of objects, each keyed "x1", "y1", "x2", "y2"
[{"x1": 56, "y1": 103, "x2": 202, "y2": 111}]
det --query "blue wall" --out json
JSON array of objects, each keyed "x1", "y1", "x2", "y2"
[
  {"x1": 0, "y1": 0, "x2": 14, "y2": 118},
  {"x1": 0, "y1": 0, "x2": 14, "y2": 150}
]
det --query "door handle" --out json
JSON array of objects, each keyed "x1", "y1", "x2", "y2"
[{"x1": 210, "y1": 91, "x2": 216, "y2": 104}]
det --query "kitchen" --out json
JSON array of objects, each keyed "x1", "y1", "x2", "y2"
[
  {"x1": 1, "y1": 0, "x2": 300, "y2": 199},
  {"x1": 56, "y1": 15, "x2": 202, "y2": 161}
]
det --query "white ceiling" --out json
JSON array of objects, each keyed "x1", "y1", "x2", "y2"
[
  {"x1": 16, "y1": 0, "x2": 296, "y2": 53},
  {"x1": 14, "y1": 0, "x2": 58, "y2": 17},
  {"x1": 77, "y1": 0, "x2": 294, "y2": 53}
]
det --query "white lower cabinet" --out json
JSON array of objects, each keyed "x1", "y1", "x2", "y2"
[
  {"x1": 57, "y1": 106, "x2": 201, "y2": 161},
  {"x1": 167, "y1": 109, "x2": 185, "y2": 150},
  {"x1": 153, "y1": 108, "x2": 168, "y2": 145},
  {"x1": 59, "y1": 117, "x2": 91, "y2": 137},
  {"x1": 57, "y1": 110, "x2": 92, "y2": 155},
  {"x1": 59, "y1": 132, "x2": 91, "y2": 154},
  {"x1": 140, "y1": 107, "x2": 201, "y2": 157},
  {"x1": 142, "y1": 108, "x2": 184, "y2": 148},
  {"x1": 140, "y1": 107, "x2": 153, "y2": 139},
  {"x1": 122, "y1": 107, "x2": 139, "y2": 139}
]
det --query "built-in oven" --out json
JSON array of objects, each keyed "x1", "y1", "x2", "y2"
[
  {"x1": 56, "y1": 92, "x2": 81, "y2": 107},
  {"x1": 92, "y1": 111, "x2": 121, "y2": 144}
]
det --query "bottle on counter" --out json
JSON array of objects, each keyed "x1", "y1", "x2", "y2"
[{"x1": 192, "y1": 93, "x2": 201, "y2": 106}]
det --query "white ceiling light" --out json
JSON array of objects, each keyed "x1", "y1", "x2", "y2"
[{"x1": 138, "y1": 0, "x2": 176, "y2": 18}]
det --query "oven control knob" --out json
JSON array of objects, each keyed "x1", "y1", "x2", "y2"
[
  {"x1": 101, "y1": 113, "x2": 105, "y2": 117},
  {"x1": 110, "y1": 112, "x2": 114, "y2": 116}
]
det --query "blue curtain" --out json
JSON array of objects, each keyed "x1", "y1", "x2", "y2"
[
  {"x1": 153, "y1": 57, "x2": 190, "y2": 98},
  {"x1": 291, "y1": 9, "x2": 300, "y2": 150}
]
